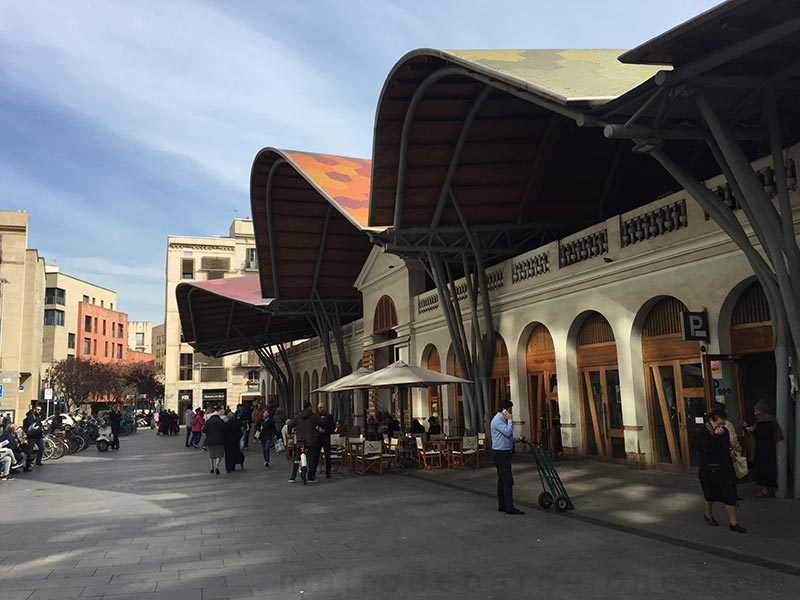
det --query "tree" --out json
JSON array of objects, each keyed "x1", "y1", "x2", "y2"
[
  {"x1": 123, "y1": 361, "x2": 164, "y2": 405},
  {"x1": 50, "y1": 358, "x2": 95, "y2": 411}
]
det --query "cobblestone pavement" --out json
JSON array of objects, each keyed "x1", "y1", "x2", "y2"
[{"x1": 1, "y1": 432, "x2": 797, "y2": 599}]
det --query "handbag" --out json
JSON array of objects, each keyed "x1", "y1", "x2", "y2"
[
  {"x1": 254, "y1": 430, "x2": 261, "y2": 440},
  {"x1": 732, "y1": 453, "x2": 748, "y2": 479},
  {"x1": 274, "y1": 437, "x2": 285, "y2": 453}
]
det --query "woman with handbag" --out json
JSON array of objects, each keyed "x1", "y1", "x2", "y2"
[{"x1": 697, "y1": 407, "x2": 746, "y2": 533}]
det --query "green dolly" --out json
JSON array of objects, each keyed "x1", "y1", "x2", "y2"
[{"x1": 522, "y1": 440, "x2": 575, "y2": 512}]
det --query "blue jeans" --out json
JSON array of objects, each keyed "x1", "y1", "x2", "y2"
[
  {"x1": 28, "y1": 436, "x2": 44, "y2": 466},
  {"x1": 261, "y1": 434, "x2": 273, "y2": 465},
  {"x1": 191, "y1": 431, "x2": 201, "y2": 446}
]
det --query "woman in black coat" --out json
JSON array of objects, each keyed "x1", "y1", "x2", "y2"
[
  {"x1": 223, "y1": 414, "x2": 246, "y2": 473},
  {"x1": 697, "y1": 408, "x2": 746, "y2": 533},
  {"x1": 745, "y1": 399, "x2": 782, "y2": 498}
]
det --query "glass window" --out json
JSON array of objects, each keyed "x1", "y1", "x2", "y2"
[
  {"x1": 103, "y1": 320, "x2": 107, "y2": 335},
  {"x1": 93, "y1": 339, "x2": 97, "y2": 355},
  {"x1": 104, "y1": 341, "x2": 108, "y2": 357},
  {"x1": 44, "y1": 309, "x2": 65, "y2": 326},
  {"x1": 181, "y1": 258, "x2": 194, "y2": 280},
  {"x1": 179, "y1": 353, "x2": 193, "y2": 380},
  {"x1": 117, "y1": 344, "x2": 123, "y2": 359},
  {"x1": 45, "y1": 288, "x2": 66, "y2": 305},
  {"x1": 83, "y1": 338, "x2": 91, "y2": 354},
  {"x1": 136, "y1": 332, "x2": 145, "y2": 345},
  {"x1": 82, "y1": 295, "x2": 89, "y2": 303},
  {"x1": 84, "y1": 315, "x2": 92, "y2": 332},
  {"x1": 68, "y1": 333, "x2": 76, "y2": 349},
  {"x1": 118, "y1": 323, "x2": 124, "y2": 338}
]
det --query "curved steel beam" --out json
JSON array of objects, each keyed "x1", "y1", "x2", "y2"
[
  {"x1": 430, "y1": 84, "x2": 493, "y2": 229},
  {"x1": 265, "y1": 158, "x2": 288, "y2": 304}
]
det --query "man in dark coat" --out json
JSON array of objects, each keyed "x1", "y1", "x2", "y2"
[
  {"x1": 22, "y1": 405, "x2": 44, "y2": 466},
  {"x1": 287, "y1": 402, "x2": 319, "y2": 482},
  {"x1": 312, "y1": 402, "x2": 335, "y2": 480},
  {"x1": 109, "y1": 405, "x2": 122, "y2": 450},
  {"x1": 223, "y1": 413, "x2": 246, "y2": 473}
]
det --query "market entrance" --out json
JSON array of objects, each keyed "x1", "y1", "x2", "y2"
[
  {"x1": 576, "y1": 312, "x2": 625, "y2": 461},
  {"x1": 525, "y1": 323, "x2": 560, "y2": 452},
  {"x1": 642, "y1": 297, "x2": 705, "y2": 470},
  {"x1": 452, "y1": 333, "x2": 509, "y2": 435}
]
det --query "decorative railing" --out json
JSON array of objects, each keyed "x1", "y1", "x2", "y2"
[
  {"x1": 512, "y1": 252, "x2": 549, "y2": 283},
  {"x1": 418, "y1": 291, "x2": 440, "y2": 314},
  {"x1": 711, "y1": 159, "x2": 797, "y2": 214},
  {"x1": 621, "y1": 199, "x2": 687, "y2": 247},
  {"x1": 559, "y1": 230, "x2": 608, "y2": 267},
  {"x1": 486, "y1": 268, "x2": 504, "y2": 291}
]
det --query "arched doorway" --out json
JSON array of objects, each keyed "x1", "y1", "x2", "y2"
[
  {"x1": 576, "y1": 312, "x2": 625, "y2": 461},
  {"x1": 525, "y1": 324, "x2": 560, "y2": 451},
  {"x1": 422, "y1": 344, "x2": 442, "y2": 425},
  {"x1": 302, "y1": 372, "x2": 310, "y2": 405},
  {"x1": 642, "y1": 297, "x2": 706, "y2": 470},
  {"x1": 728, "y1": 280, "x2": 775, "y2": 422},
  {"x1": 311, "y1": 370, "x2": 319, "y2": 403}
]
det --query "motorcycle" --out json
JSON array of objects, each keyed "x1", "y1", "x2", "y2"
[{"x1": 95, "y1": 418, "x2": 114, "y2": 452}]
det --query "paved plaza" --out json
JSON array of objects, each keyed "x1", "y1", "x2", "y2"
[{"x1": 1, "y1": 432, "x2": 798, "y2": 599}]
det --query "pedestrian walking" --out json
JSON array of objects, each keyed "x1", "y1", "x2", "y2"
[
  {"x1": 190, "y1": 408, "x2": 204, "y2": 447},
  {"x1": 255, "y1": 406, "x2": 276, "y2": 467},
  {"x1": 109, "y1": 404, "x2": 122, "y2": 450},
  {"x1": 223, "y1": 411, "x2": 246, "y2": 473},
  {"x1": 698, "y1": 408, "x2": 746, "y2": 533},
  {"x1": 744, "y1": 399, "x2": 782, "y2": 498},
  {"x1": 312, "y1": 402, "x2": 334, "y2": 479},
  {"x1": 22, "y1": 405, "x2": 44, "y2": 467},
  {"x1": 287, "y1": 401, "x2": 318, "y2": 483},
  {"x1": 202, "y1": 406, "x2": 226, "y2": 475},
  {"x1": 184, "y1": 406, "x2": 194, "y2": 447},
  {"x1": 490, "y1": 400, "x2": 525, "y2": 515}
]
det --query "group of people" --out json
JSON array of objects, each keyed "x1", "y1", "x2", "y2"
[
  {"x1": 285, "y1": 401, "x2": 335, "y2": 482},
  {"x1": 154, "y1": 408, "x2": 181, "y2": 436},
  {"x1": 0, "y1": 405, "x2": 47, "y2": 483},
  {"x1": 698, "y1": 399, "x2": 783, "y2": 534}
]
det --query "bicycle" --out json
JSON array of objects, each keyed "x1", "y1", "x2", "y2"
[{"x1": 290, "y1": 441, "x2": 310, "y2": 484}]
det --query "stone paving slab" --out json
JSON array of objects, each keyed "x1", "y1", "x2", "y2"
[{"x1": 1, "y1": 431, "x2": 797, "y2": 599}]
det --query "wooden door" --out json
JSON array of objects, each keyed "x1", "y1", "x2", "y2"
[
  {"x1": 647, "y1": 359, "x2": 708, "y2": 469},
  {"x1": 528, "y1": 371, "x2": 559, "y2": 450},
  {"x1": 580, "y1": 366, "x2": 625, "y2": 460}
]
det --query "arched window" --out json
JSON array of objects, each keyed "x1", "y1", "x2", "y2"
[{"x1": 373, "y1": 295, "x2": 398, "y2": 334}]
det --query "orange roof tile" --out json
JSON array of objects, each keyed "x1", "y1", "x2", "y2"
[{"x1": 281, "y1": 150, "x2": 373, "y2": 229}]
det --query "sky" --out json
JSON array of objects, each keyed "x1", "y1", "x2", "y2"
[{"x1": 0, "y1": 0, "x2": 719, "y2": 324}]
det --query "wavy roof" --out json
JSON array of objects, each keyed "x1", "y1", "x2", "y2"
[{"x1": 279, "y1": 150, "x2": 373, "y2": 229}]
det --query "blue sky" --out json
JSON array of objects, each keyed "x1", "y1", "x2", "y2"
[{"x1": 0, "y1": 0, "x2": 718, "y2": 324}]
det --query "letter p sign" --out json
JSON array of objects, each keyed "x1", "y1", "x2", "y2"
[{"x1": 682, "y1": 310, "x2": 709, "y2": 342}]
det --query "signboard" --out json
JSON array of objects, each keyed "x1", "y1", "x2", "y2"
[
  {"x1": 681, "y1": 310, "x2": 709, "y2": 342},
  {"x1": 0, "y1": 384, "x2": 3, "y2": 398}
]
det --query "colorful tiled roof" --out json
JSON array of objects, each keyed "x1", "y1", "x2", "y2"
[{"x1": 280, "y1": 150, "x2": 374, "y2": 229}]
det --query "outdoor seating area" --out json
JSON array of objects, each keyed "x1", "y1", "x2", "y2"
[{"x1": 287, "y1": 431, "x2": 485, "y2": 475}]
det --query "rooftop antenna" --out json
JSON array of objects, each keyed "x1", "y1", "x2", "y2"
[{"x1": 231, "y1": 208, "x2": 239, "y2": 219}]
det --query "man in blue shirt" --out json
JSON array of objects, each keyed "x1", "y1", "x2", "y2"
[{"x1": 491, "y1": 400, "x2": 525, "y2": 515}]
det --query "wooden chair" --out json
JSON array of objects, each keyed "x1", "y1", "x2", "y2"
[
  {"x1": 329, "y1": 435, "x2": 346, "y2": 474},
  {"x1": 415, "y1": 436, "x2": 442, "y2": 469},
  {"x1": 346, "y1": 436, "x2": 364, "y2": 471},
  {"x1": 356, "y1": 440, "x2": 383, "y2": 475},
  {"x1": 382, "y1": 437, "x2": 399, "y2": 471},
  {"x1": 450, "y1": 435, "x2": 479, "y2": 468}
]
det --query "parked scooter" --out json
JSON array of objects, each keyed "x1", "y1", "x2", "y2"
[{"x1": 96, "y1": 417, "x2": 113, "y2": 452}]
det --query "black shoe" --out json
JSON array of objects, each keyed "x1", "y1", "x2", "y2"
[
  {"x1": 308, "y1": 478, "x2": 317, "y2": 483},
  {"x1": 505, "y1": 508, "x2": 525, "y2": 515},
  {"x1": 498, "y1": 508, "x2": 505, "y2": 513},
  {"x1": 704, "y1": 515, "x2": 719, "y2": 527},
  {"x1": 729, "y1": 523, "x2": 747, "y2": 533},
  {"x1": 23, "y1": 467, "x2": 32, "y2": 472},
  {"x1": 325, "y1": 474, "x2": 331, "y2": 479},
  {"x1": 215, "y1": 469, "x2": 220, "y2": 475},
  {"x1": 35, "y1": 463, "x2": 43, "y2": 467},
  {"x1": 210, "y1": 469, "x2": 214, "y2": 474}
]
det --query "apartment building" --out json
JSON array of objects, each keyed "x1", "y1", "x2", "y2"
[
  {"x1": 163, "y1": 219, "x2": 262, "y2": 412},
  {"x1": 0, "y1": 211, "x2": 46, "y2": 423},
  {"x1": 41, "y1": 266, "x2": 118, "y2": 370},
  {"x1": 128, "y1": 321, "x2": 153, "y2": 355},
  {"x1": 153, "y1": 323, "x2": 166, "y2": 375}
]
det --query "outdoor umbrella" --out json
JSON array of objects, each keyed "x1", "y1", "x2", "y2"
[
  {"x1": 333, "y1": 360, "x2": 472, "y2": 433},
  {"x1": 312, "y1": 367, "x2": 373, "y2": 393}
]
